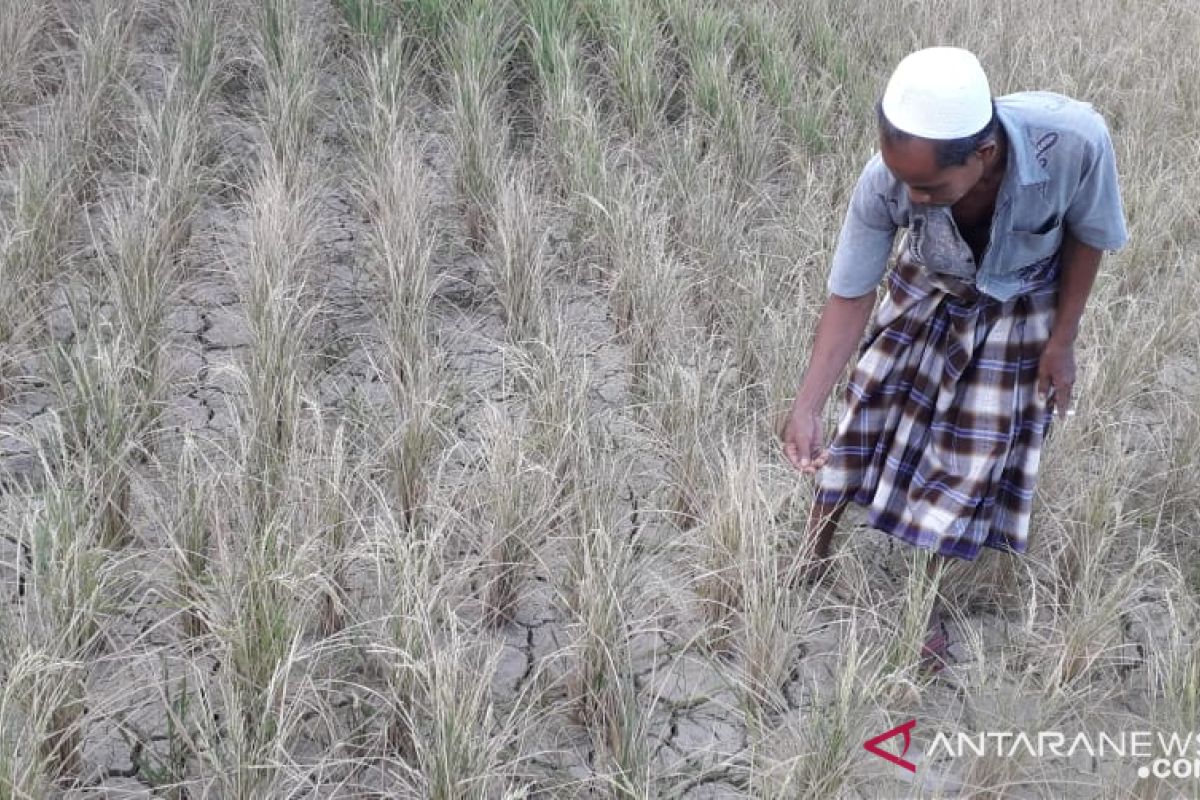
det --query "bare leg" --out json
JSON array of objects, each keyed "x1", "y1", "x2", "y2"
[
  {"x1": 918, "y1": 552, "x2": 956, "y2": 673},
  {"x1": 788, "y1": 498, "x2": 849, "y2": 585},
  {"x1": 925, "y1": 552, "x2": 949, "y2": 632},
  {"x1": 806, "y1": 499, "x2": 847, "y2": 559}
]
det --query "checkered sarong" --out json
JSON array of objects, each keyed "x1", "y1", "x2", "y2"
[{"x1": 815, "y1": 253, "x2": 1060, "y2": 560}]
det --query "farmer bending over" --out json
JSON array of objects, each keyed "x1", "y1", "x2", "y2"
[{"x1": 781, "y1": 47, "x2": 1129, "y2": 673}]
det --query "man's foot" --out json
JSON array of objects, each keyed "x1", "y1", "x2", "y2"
[
  {"x1": 919, "y1": 618, "x2": 953, "y2": 675},
  {"x1": 780, "y1": 553, "x2": 831, "y2": 588}
]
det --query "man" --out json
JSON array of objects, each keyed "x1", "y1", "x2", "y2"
[{"x1": 780, "y1": 47, "x2": 1129, "y2": 673}]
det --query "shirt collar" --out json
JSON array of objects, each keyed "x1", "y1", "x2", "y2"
[{"x1": 995, "y1": 103, "x2": 1050, "y2": 187}]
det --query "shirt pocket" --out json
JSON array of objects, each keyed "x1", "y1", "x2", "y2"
[
  {"x1": 1008, "y1": 216, "x2": 1064, "y2": 266},
  {"x1": 1012, "y1": 211, "x2": 1062, "y2": 235}
]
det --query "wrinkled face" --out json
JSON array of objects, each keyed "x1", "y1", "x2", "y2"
[{"x1": 879, "y1": 133, "x2": 986, "y2": 207}]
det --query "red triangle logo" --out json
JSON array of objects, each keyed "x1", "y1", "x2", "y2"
[{"x1": 863, "y1": 719, "x2": 918, "y2": 773}]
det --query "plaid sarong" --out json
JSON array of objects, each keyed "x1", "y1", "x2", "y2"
[{"x1": 815, "y1": 252, "x2": 1060, "y2": 560}]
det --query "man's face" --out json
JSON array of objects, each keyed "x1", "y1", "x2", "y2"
[{"x1": 879, "y1": 133, "x2": 986, "y2": 207}]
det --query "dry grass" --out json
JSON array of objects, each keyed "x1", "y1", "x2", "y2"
[{"x1": 0, "y1": 0, "x2": 1196, "y2": 796}]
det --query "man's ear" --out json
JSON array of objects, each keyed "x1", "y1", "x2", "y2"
[{"x1": 975, "y1": 137, "x2": 999, "y2": 164}]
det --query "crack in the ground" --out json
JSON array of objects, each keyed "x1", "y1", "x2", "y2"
[
  {"x1": 194, "y1": 309, "x2": 248, "y2": 353},
  {"x1": 185, "y1": 386, "x2": 218, "y2": 427},
  {"x1": 21, "y1": 403, "x2": 52, "y2": 420},
  {"x1": 653, "y1": 703, "x2": 682, "y2": 761},
  {"x1": 782, "y1": 663, "x2": 802, "y2": 711},
  {"x1": 197, "y1": 309, "x2": 213, "y2": 343},
  {"x1": 511, "y1": 623, "x2": 537, "y2": 698},
  {"x1": 677, "y1": 767, "x2": 743, "y2": 796}
]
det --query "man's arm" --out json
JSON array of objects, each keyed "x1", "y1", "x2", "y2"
[
  {"x1": 782, "y1": 291, "x2": 877, "y2": 473},
  {"x1": 794, "y1": 292, "x2": 878, "y2": 411},
  {"x1": 782, "y1": 153, "x2": 896, "y2": 472},
  {"x1": 1036, "y1": 229, "x2": 1103, "y2": 415}
]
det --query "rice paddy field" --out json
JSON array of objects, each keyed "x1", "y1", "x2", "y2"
[{"x1": 1, "y1": 0, "x2": 1199, "y2": 797}]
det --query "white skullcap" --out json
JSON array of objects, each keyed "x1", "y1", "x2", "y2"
[{"x1": 881, "y1": 47, "x2": 992, "y2": 140}]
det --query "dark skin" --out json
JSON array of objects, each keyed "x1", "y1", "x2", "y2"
[
  {"x1": 880, "y1": 127, "x2": 1007, "y2": 264},
  {"x1": 875, "y1": 126, "x2": 1101, "y2": 414},
  {"x1": 781, "y1": 119, "x2": 1105, "y2": 643}
]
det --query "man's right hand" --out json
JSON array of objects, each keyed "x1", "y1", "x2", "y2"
[
  {"x1": 780, "y1": 291, "x2": 876, "y2": 476},
  {"x1": 782, "y1": 404, "x2": 828, "y2": 475}
]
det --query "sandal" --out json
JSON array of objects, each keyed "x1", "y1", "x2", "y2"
[{"x1": 919, "y1": 620, "x2": 953, "y2": 675}]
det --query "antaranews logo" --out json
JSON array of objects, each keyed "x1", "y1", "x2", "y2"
[
  {"x1": 863, "y1": 719, "x2": 1200, "y2": 780},
  {"x1": 864, "y1": 720, "x2": 918, "y2": 773}
]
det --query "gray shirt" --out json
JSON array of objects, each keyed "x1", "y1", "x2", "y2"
[{"x1": 826, "y1": 91, "x2": 1130, "y2": 300}]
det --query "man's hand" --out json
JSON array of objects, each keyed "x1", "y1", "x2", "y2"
[
  {"x1": 1038, "y1": 231, "x2": 1101, "y2": 418},
  {"x1": 783, "y1": 291, "x2": 876, "y2": 475},
  {"x1": 782, "y1": 404, "x2": 828, "y2": 474},
  {"x1": 1036, "y1": 337, "x2": 1076, "y2": 416}
]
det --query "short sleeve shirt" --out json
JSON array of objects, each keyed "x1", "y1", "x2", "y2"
[{"x1": 826, "y1": 91, "x2": 1130, "y2": 301}]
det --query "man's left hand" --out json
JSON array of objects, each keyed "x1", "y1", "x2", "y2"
[{"x1": 1037, "y1": 338, "x2": 1076, "y2": 416}]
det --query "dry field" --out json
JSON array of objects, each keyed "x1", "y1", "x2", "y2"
[{"x1": 1, "y1": 0, "x2": 1198, "y2": 797}]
